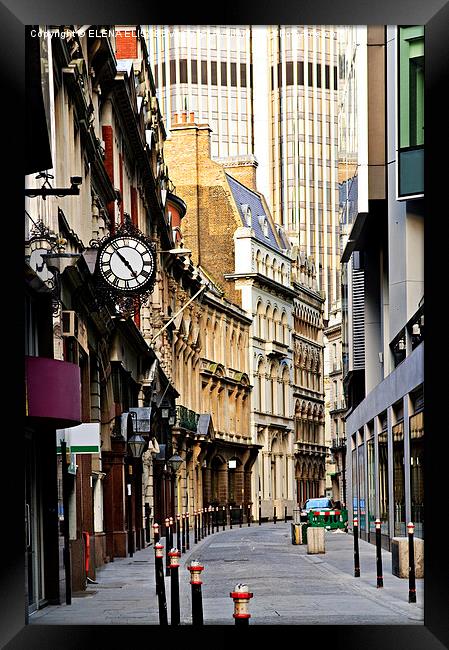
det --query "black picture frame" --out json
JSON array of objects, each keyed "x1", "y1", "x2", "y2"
[{"x1": 5, "y1": 0, "x2": 448, "y2": 648}]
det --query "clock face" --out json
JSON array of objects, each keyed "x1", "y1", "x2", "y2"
[{"x1": 98, "y1": 236, "x2": 155, "y2": 293}]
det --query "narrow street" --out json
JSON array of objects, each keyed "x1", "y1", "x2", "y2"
[{"x1": 29, "y1": 522, "x2": 423, "y2": 626}]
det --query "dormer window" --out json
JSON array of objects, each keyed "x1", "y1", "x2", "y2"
[
  {"x1": 258, "y1": 215, "x2": 270, "y2": 238},
  {"x1": 241, "y1": 203, "x2": 252, "y2": 226}
]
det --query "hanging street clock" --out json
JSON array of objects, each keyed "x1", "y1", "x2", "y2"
[{"x1": 90, "y1": 215, "x2": 157, "y2": 318}]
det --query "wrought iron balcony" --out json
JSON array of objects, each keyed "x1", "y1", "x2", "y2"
[
  {"x1": 175, "y1": 405, "x2": 200, "y2": 432},
  {"x1": 330, "y1": 436, "x2": 347, "y2": 452}
]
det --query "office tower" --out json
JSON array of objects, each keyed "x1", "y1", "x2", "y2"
[{"x1": 146, "y1": 25, "x2": 340, "y2": 319}]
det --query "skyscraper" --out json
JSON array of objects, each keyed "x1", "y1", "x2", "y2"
[{"x1": 145, "y1": 25, "x2": 340, "y2": 319}]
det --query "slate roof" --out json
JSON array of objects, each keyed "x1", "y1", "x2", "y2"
[{"x1": 225, "y1": 173, "x2": 282, "y2": 252}]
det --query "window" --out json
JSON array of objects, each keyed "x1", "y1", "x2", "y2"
[
  {"x1": 191, "y1": 60, "x2": 198, "y2": 84},
  {"x1": 221, "y1": 61, "x2": 227, "y2": 85},
  {"x1": 410, "y1": 409, "x2": 424, "y2": 538},
  {"x1": 180, "y1": 59, "x2": 188, "y2": 83},
  {"x1": 398, "y1": 26, "x2": 424, "y2": 197},
  {"x1": 211, "y1": 61, "x2": 217, "y2": 85},
  {"x1": 230, "y1": 62, "x2": 237, "y2": 86},
  {"x1": 240, "y1": 62, "x2": 247, "y2": 87},
  {"x1": 201, "y1": 60, "x2": 208, "y2": 84},
  {"x1": 393, "y1": 421, "x2": 405, "y2": 536}
]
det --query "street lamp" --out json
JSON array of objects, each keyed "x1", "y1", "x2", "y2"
[
  {"x1": 168, "y1": 454, "x2": 183, "y2": 475},
  {"x1": 127, "y1": 432, "x2": 146, "y2": 558},
  {"x1": 128, "y1": 433, "x2": 146, "y2": 459}
]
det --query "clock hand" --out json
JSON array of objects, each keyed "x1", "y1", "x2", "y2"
[{"x1": 115, "y1": 250, "x2": 138, "y2": 278}]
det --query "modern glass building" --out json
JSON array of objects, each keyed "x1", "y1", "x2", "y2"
[
  {"x1": 341, "y1": 26, "x2": 424, "y2": 548},
  {"x1": 145, "y1": 25, "x2": 340, "y2": 319}
]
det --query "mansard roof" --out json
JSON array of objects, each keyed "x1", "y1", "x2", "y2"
[{"x1": 225, "y1": 173, "x2": 282, "y2": 252}]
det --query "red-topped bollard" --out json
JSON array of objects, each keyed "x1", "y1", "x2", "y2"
[
  {"x1": 154, "y1": 542, "x2": 168, "y2": 625},
  {"x1": 230, "y1": 583, "x2": 253, "y2": 626},
  {"x1": 176, "y1": 514, "x2": 181, "y2": 552},
  {"x1": 153, "y1": 522, "x2": 160, "y2": 595},
  {"x1": 407, "y1": 522, "x2": 417, "y2": 603},
  {"x1": 353, "y1": 516, "x2": 360, "y2": 577},
  {"x1": 188, "y1": 560, "x2": 204, "y2": 626},
  {"x1": 168, "y1": 548, "x2": 181, "y2": 626},
  {"x1": 165, "y1": 517, "x2": 170, "y2": 576},
  {"x1": 181, "y1": 513, "x2": 186, "y2": 553},
  {"x1": 375, "y1": 518, "x2": 384, "y2": 588}
]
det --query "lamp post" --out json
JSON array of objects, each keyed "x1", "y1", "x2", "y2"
[{"x1": 127, "y1": 433, "x2": 146, "y2": 557}]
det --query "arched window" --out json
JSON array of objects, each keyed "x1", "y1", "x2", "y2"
[
  {"x1": 281, "y1": 312, "x2": 288, "y2": 344},
  {"x1": 257, "y1": 359, "x2": 264, "y2": 411},
  {"x1": 273, "y1": 307, "x2": 279, "y2": 341},
  {"x1": 282, "y1": 366, "x2": 290, "y2": 417},
  {"x1": 256, "y1": 301, "x2": 264, "y2": 338},
  {"x1": 265, "y1": 254, "x2": 270, "y2": 278},
  {"x1": 266, "y1": 304, "x2": 273, "y2": 341},
  {"x1": 256, "y1": 249, "x2": 262, "y2": 274},
  {"x1": 273, "y1": 259, "x2": 279, "y2": 282},
  {"x1": 270, "y1": 363, "x2": 277, "y2": 414}
]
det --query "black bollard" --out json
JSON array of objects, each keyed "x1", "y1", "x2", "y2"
[
  {"x1": 284, "y1": 506, "x2": 287, "y2": 523},
  {"x1": 154, "y1": 543, "x2": 168, "y2": 625},
  {"x1": 181, "y1": 513, "x2": 186, "y2": 554},
  {"x1": 274, "y1": 506, "x2": 277, "y2": 524},
  {"x1": 188, "y1": 561, "x2": 204, "y2": 626},
  {"x1": 247, "y1": 503, "x2": 251, "y2": 527},
  {"x1": 259, "y1": 504, "x2": 262, "y2": 526},
  {"x1": 230, "y1": 583, "x2": 253, "y2": 626},
  {"x1": 169, "y1": 516, "x2": 174, "y2": 550},
  {"x1": 375, "y1": 518, "x2": 383, "y2": 588},
  {"x1": 208, "y1": 506, "x2": 211, "y2": 536},
  {"x1": 222, "y1": 505, "x2": 226, "y2": 531},
  {"x1": 194, "y1": 511, "x2": 198, "y2": 544},
  {"x1": 186, "y1": 512, "x2": 190, "y2": 550},
  {"x1": 239, "y1": 504, "x2": 243, "y2": 528},
  {"x1": 353, "y1": 517, "x2": 360, "y2": 577},
  {"x1": 176, "y1": 514, "x2": 181, "y2": 552},
  {"x1": 230, "y1": 505, "x2": 233, "y2": 529},
  {"x1": 169, "y1": 548, "x2": 181, "y2": 626},
  {"x1": 153, "y1": 522, "x2": 160, "y2": 544},
  {"x1": 407, "y1": 522, "x2": 417, "y2": 603},
  {"x1": 145, "y1": 503, "x2": 151, "y2": 543},
  {"x1": 165, "y1": 518, "x2": 170, "y2": 577},
  {"x1": 153, "y1": 523, "x2": 160, "y2": 595}
]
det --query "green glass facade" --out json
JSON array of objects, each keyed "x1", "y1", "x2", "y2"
[{"x1": 398, "y1": 26, "x2": 424, "y2": 197}]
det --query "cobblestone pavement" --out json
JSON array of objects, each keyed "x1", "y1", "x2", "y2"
[{"x1": 29, "y1": 522, "x2": 424, "y2": 626}]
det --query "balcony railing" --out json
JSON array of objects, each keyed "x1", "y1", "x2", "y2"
[
  {"x1": 330, "y1": 436, "x2": 347, "y2": 451},
  {"x1": 176, "y1": 405, "x2": 200, "y2": 432}
]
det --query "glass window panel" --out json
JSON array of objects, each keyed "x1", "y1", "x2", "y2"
[
  {"x1": 367, "y1": 438, "x2": 376, "y2": 535},
  {"x1": 410, "y1": 410, "x2": 424, "y2": 538},
  {"x1": 393, "y1": 421, "x2": 405, "y2": 536},
  {"x1": 358, "y1": 443, "x2": 366, "y2": 531},
  {"x1": 378, "y1": 427, "x2": 389, "y2": 537}
]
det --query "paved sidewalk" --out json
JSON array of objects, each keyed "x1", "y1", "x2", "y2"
[{"x1": 29, "y1": 522, "x2": 424, "y2": 626}]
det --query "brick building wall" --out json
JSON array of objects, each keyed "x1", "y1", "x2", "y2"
[{"x1": 163, "y1": 111, "x2": 244, "y2": 307}]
